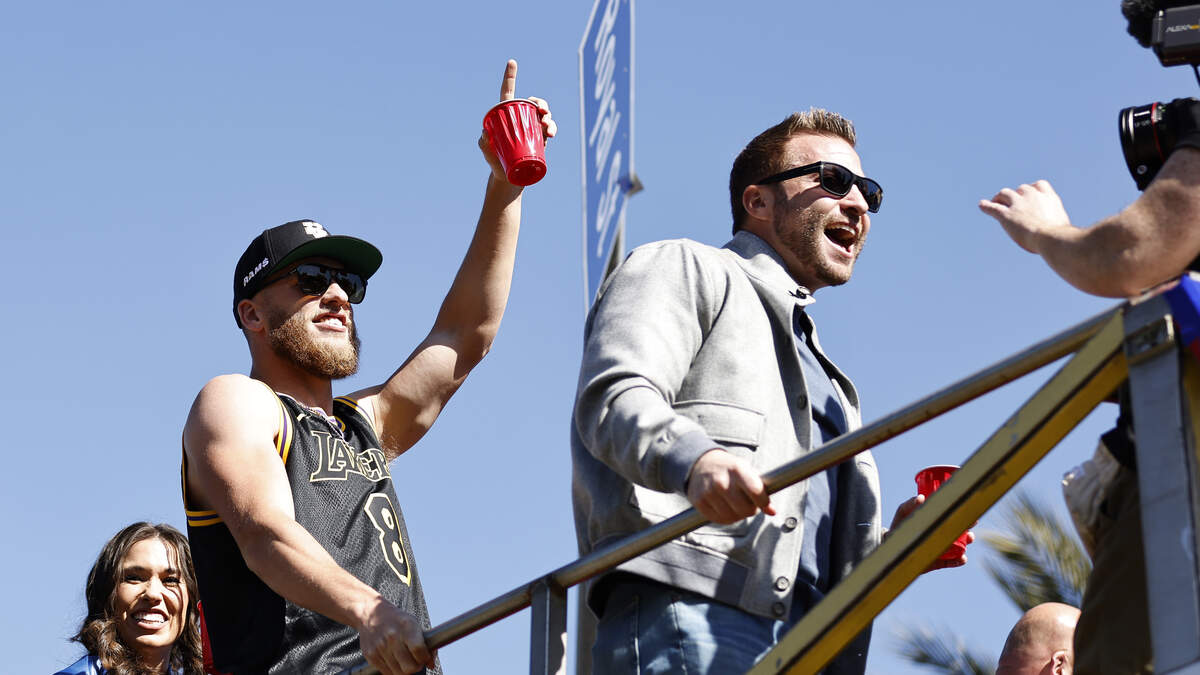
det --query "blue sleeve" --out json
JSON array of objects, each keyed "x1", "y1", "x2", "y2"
[{"x1": 53, "y1": 654, "x2": 103, "y2": 675}]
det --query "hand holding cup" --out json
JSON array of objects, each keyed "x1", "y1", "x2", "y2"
[
  {"x1": 915, "y1": 465, "x2": 973, "y2": 565},
  {"x1": 480, "y1": 60, "x2": 556, "y2": 186},
  {"x1": 888, "y1": 465, "x2": 974, "y2": 571}
]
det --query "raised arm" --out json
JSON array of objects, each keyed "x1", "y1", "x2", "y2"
[
  {"x1": 350, "y1": 59, "x2": 556, "y2": 459},
  {"x1": 979, "y1": 147, "x2": 1200, "y2": 297},
  {"x1": 183, "y1": 375, "x2": 433, "y2": 674}
]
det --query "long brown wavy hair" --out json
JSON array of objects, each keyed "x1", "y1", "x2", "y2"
[{"x1": 72, "y1": 522, "x2": 204, "y2": 675}]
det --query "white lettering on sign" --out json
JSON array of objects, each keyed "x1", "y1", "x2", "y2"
[
  {"x1": 593, "y1": 0, "x2": 619, "y2": 47},
  {"x1": 590, "y1": 97, "x2": 621, "y2": 182},
  {"x1": 595, "y1": 151, "x2": 623, "y2": 256},
  {"x1": 587, "y1": 0, "x2": 625, "y2": 258}
]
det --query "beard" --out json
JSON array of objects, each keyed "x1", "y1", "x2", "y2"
[
  {"x1": 265, "y1": 307, "x2": 361, "y2": 379},
  {"x1": 773, "y1": 195, "x2": 865, "y2": 289}
]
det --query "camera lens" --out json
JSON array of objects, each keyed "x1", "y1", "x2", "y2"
[{"x1": 1119, "y1": 103, "x2": 1167, "y2": 190}]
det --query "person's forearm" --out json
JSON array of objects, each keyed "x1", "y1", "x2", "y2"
[
  {"x1": 1029, "y1": 218, "x2": 1148, "y2": 297},
  {"x1": 1035, "y1": 199, "x2": 1190, "y2": 297},
  {"x1": 430, "y1": 174, "x2": 523, "y2": 362},
  {"x1": 577, "y1": 383, "x2": 714, "y2": 493},
  {"x1": 1036, "y1": 150, "x2": 1200, "y2": 297},
  {"x1": 238, "y1": 516, "x2": 384, "y2": 630}
]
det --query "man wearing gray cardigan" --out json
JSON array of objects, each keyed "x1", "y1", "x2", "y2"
[{"x1": 572, "y1": 110, "x2": 961, "y2": 674}]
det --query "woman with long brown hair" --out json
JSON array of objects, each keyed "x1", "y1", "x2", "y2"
[{"x1": 55, "y1": 522, "x2": 204, "y2": 675}]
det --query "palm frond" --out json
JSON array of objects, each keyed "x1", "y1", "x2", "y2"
[
  {"x1": 893, "y1": 624, "x2": 996, "y2": 675},
  {"x1": 979, "y1": 490, "x2": 1091, "y2": 610}
]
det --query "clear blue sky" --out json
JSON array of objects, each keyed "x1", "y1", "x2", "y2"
[{"x1": 4, "y1": 2, "x2": 1183, "y2": 673}]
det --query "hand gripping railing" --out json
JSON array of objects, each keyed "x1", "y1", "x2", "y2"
[{"x1": 340, "y1": 306, "x2": 1116, "y2": 675}]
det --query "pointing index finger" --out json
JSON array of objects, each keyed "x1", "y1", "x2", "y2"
[{"x1": 500, "y1": 59, "x2": 517, "y2": 101}]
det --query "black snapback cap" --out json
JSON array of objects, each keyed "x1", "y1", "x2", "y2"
[{"x1": 232, "y1": 219, "x2": 383, "y2": 327}]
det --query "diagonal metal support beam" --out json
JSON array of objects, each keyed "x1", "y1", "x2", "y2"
[{"x1": 748, "y1": 312, "x2": 1128, "y2": 675}]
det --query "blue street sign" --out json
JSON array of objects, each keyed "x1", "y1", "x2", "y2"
[{"x1": 579, "y1": 0, "x2": 639, "y2": 310}]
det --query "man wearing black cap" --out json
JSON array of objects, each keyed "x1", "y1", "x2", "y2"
[{"x1": 181, "y1": 61, "x2": 554, "y2": 675}]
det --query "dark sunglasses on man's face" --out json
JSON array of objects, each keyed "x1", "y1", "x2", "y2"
[
  {"x1": 755, "y1": 161, "x2": 883, "y2": 213},
  {"x1": 283, "y1": 263, "x2": 367, "y2": 303}
]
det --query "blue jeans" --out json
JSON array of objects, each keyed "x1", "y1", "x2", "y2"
[{"x1": 592, "y1": 576, "x2": 806, "y2": 674}]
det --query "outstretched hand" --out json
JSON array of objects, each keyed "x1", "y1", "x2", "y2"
[
  {"x1": 479, "y1": 59, "x2": 557, "y2": 184},
  {"x1": 979, "y1": 179, "x2": 1073, "y2": 254},
  {"x1": 888, "y1": 494, "x2": 974, "y2": 572}
]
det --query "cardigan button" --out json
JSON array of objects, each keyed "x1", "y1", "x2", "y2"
[
  {"x1": 775, "y1": 577, "x2": 791, "y2": 592},
  {"x1": 782, "y1": 517, "x2": 799, "y2": 531},
  {"x1": 796, "y1": 393, "x2": 808, "y2": 408},
  {"x1": 772, "y1": 602, "x2": 787, "y2": 617}
]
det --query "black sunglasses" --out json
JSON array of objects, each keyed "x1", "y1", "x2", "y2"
[
  {"x1": 279, "y1": 263, "x2": 367, "y2": 303},
  {"x1": 756, "y1": 161, "x2": 883, "y2": 213}
]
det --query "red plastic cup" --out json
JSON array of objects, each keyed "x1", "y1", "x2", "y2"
[
  {"x1": 915, "y1": 465, "x2": 970, "y2": 561},
  {"x1": 482, "y1": 98, "x2": 547, "y2": 186}
]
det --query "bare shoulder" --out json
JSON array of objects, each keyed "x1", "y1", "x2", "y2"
[
  {"x1": 183, "y1": 375, "x2": 296, "y2": 516},
  {"x1": 185, "y1": 374, "x2": 280, "y2": 450}
]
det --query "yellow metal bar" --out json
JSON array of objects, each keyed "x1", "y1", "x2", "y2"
[{"x1": 749, "y1": 312, "x2": 1128, "y2": 675}]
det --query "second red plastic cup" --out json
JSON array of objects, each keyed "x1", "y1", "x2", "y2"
[
  {"x1": 483, "y1": 98, "x2": 547, "y2": 186},
  {"x1": 915, "y1": 465, "x2": 970, "y2": 561}
]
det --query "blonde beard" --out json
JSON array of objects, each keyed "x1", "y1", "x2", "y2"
[
  {"x1": 773, "y1": 196, "x2": 863, "y2": 288},
  {"x1": 266, "y1": 308, "x2": 360, "y2": 379}
]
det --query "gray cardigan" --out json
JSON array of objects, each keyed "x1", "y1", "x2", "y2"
[{"x1": 571, "y1": 232, "x2": 882, "y2": 663}]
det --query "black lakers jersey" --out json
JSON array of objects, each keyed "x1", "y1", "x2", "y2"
[{"x1": 185, "y1": 388, "x2": 439, "y2": 674}]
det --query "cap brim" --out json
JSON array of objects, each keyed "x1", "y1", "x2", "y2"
[{"x1": 273, "y1": 235, "x2": 383, "y2": 280}]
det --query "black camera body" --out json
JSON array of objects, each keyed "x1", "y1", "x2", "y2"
[
  {"x1": 1120, "y1": 5, "x2": 1200, "y2": 189},
  {"x1": 1152, "y1": 4, "x2": 1200, "y2": 64}
]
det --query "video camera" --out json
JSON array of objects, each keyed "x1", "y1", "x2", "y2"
[{"x1": 1120, "y1": 4, "x2": 1200, "y2": 189}]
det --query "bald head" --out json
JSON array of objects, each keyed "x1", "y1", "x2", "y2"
[{"x1": 997, "y1": 603, "x2": 1080, "y2": 675}]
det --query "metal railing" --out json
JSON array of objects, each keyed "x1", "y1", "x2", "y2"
[{"x1": 346, "y1": 277, "x2": 1200, "y2": 674}]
